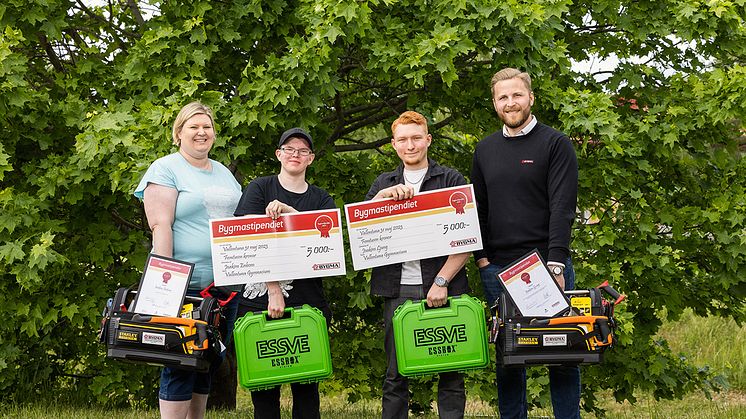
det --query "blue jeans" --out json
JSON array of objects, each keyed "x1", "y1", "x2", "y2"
[
  {"x1": 159, "y1": 290, "x2": 212, "y2": 401},
  {"x1": 479, "y1": 258, "x2": 581, "y2": 419},
  {"x1": 159, "y1": 290, "x2": 238, "y2": 401}
]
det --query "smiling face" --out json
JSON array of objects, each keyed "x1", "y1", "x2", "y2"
[
  {"x1": 276, "y1": 137, "x2": 315, "y2": 176},
  {"x1": 492, "y1": 77, "x2": 535, "y2": 133},
  {"x1": 177, "y1": 113, "x2": 214, "y2": 160},
  {"x1": 391, "y1": 123, "x2": 431, "y2": 170}
]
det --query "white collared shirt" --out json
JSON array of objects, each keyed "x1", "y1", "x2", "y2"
[{"x1": 503, "y1": 115, "x2": 537, "y2": 137}]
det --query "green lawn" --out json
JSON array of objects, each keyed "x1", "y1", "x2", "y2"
[
  {"x1": 658, "y1": 308, "x2": 746, "y2": 391},
  {"x1": 2, "y1": 390, "x2": 744, "y2": 418}
]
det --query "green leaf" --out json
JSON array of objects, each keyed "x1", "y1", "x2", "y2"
[
  {"x1": 0, "y1": 241, "x2": 24, "y2": 264},
  {"x1": 60, "y1": 303, "x2": 79, "y2": 320}
]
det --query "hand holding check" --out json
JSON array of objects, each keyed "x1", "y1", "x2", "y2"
[
  {"x1": 374, "y1": 184, "x2": 414, "y2": 201},
  {"x1": 265, "y1": 200, "x2": 297, "y2": 219}
]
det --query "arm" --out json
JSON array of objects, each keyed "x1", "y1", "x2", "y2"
[
  {"x1": 142, "y1": 184, "x2": 178, "y2": 257},
  {"x1": 470, "y1": 150, "x2": 490, "y2": 267},
  {"x1": 265, "y1": 198, "x2": 297, "y2": 315},
  {"x1": 426, "y1": 252, "x2": 470, "y2": 307},
  {"x1": 426, "y1": 168, "x2": 470, "y2": 306},
  {"x1": 266, "y1": 282, "x2": 285, "y2": 318},
  {"x1": 547, "y1": 136, "x2": 578, "y2": 290},
  {"x1": 233, "y1": 179, "x2": 289, "y2": 315},
  {"x1": 546, "y1": 136, "x2": 578, "y2": 264},
  {"x1": 266, "y1": 194, "x2": 300, "y2": 315}
]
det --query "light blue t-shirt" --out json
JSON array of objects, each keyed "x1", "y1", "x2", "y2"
[{"x1": 134, "y1": 152, "x2": 242, "y2": 290}]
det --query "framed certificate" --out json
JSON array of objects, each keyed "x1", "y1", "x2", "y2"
[
  {"x1": 131, "y1": 254, "x2": 193, "y2": 317},
  {"x1": 496, "y1": 250, "x2": 570, "y2": 318}
]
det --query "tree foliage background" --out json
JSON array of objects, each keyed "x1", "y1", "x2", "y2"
[{"x1": 1, "y1": 0, "x2": 744, "y2": 412}]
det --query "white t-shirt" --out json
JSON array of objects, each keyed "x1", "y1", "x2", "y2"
[{"x1": 399, "y1": 167, "x2": 428, "y2": 285}]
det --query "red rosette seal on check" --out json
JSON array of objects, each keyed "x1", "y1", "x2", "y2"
[
  {"x1": 315, "y1": 215, "x2": 333, "y2": 238},
  {"x1": 449, "y1": 191, "x2": 468, "y2": 214}
]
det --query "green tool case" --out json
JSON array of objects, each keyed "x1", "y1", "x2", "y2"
[
  {"x1": 392, "y1": 295, "x2": 489, "y2": 377},
  {"x1": 233, "y1": 305, "x2": 332, "y2": 390}
]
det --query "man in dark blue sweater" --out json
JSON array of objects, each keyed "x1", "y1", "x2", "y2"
[{"x1": 471, "y1": 68, "x2": 580, "y2": 419}]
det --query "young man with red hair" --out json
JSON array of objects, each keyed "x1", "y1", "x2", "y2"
[{"x1": 366, "y1": 111, "x2": 471, "y2": 418}]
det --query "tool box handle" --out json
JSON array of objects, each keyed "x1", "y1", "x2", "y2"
[
  {"x1": 596, "y1": 318, "x2": 612, "y2": 346},
  {"x1": 200, "y1": 282, "x2": 238, "y2": 307},
  {"x1": 530, "y1": 315, "x2": 608, "y2": 326},
  {"x1": 422, "y1": 298, "x2": 451, "y2": 310},
  {"x1": 133, "y1": 314, "x2": 209, "y2": 327},
  {"x1": 263, "y1": 307, "x2": 295, "y2": 321},
  {"x1": 249, "y1": 306, "x2": 303, "y2": 329},
  {"x1": 596, "y1": 281, "x2": 626, "y2": 305},
  {"x1": 414, "y1": 296, "x2": 462, "y2": 318}
]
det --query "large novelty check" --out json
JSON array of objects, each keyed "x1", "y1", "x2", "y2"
[
  {"x1": 209, "y1": 209, "x2": 346, "y2": 286},
  {"x1": 344, "y1": 185, "x2": 483, "y2": 270}
]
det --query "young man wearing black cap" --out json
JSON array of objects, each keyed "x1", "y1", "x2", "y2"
[{"x1": 233, "y1": 127, "x2": 334, "y2": 419}]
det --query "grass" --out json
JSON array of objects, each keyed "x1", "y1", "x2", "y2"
[
  {"x1": 2, "y1": 390, "x2": 744, "y2": 418},
  {"x1": 658, "y1": 308, "x2": 746, "y2": 391},
  {"x1": 2, "y1": 310, "x2": 744, "y2": 418}
]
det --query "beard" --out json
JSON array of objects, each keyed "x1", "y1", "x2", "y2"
[{"x1": 500, "y1": 106, "x2": 531, "y2": 129}]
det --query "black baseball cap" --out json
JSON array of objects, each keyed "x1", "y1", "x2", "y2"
[{"x1": 278, "y1": 127, "x2": 313, "y2": 151}]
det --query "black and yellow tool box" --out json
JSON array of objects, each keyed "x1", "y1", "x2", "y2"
[
  {"x1": 492, "y1": 281, "x2": 625, "y2": 366},
  {"x1": 99, "y1": 287, "x2": 224, "y2": 372}
]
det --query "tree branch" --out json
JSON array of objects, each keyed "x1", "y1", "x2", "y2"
[
  {"x1": 74, "y1": 0, "x2": 137, "y2": 42},
  {"x1": 37, "y1": 33, "x2": 66, "y2": 73},
  {"x1": 111, "y1": 209, "x2": 145, "y2": 231},
  {"x1": 432, "y1": 115, "x2": 454, "y2": 130},
  {"x1": 332, "y1": 115, "x2": 454, "y2": 153},
  {"x1": 333, "y1": 136, "x2": 391, "y2": 152},
  {"x1": 569, "y1": 24, "x2": 628, "y2": 36},
  {"x1": 124, "y1": 0, "x2": 145, "y2": 26}
]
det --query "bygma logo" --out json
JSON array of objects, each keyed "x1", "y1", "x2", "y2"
[
  {"x1": 256, "y1": 335, "x2": 310, "y2": 359},
  {"x1": 413, "y1": 324, "x2": 467, "y2": 347}
]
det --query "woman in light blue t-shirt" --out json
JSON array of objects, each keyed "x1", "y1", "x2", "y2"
[{"x1": 134, "y1": 102, "x2": 241, "y2": 419}]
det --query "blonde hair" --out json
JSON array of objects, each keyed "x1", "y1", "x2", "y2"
[
  {"x1": 391, "y1": 110, "x2": 429, "y2": 136},
  {"x1": 490, "y1": 68, "x2": 532, "y2": 94},
  {"x1": 172, "y1": 101, "x2": 215, "y2": 146}
]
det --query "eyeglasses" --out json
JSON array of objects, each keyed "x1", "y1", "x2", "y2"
[{"x1": 279, "y1": 147, "x2": 313, "y2": 156}]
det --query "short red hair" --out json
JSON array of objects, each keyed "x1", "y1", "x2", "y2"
[{"x1": 391, "y1": 111, "x2": 429, "y2": 136}]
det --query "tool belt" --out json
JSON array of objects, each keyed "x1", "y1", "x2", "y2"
[
  {"x1": 492, "y1": 281, "x2": 624, "y2": 366},
  {"x1": 98, "y1": 285, "x2": 226, "y2": 372}
]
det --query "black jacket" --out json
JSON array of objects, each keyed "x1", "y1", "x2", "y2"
[{"x1": 365, "y1": 158, "x2": 470, "y2": 298}]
